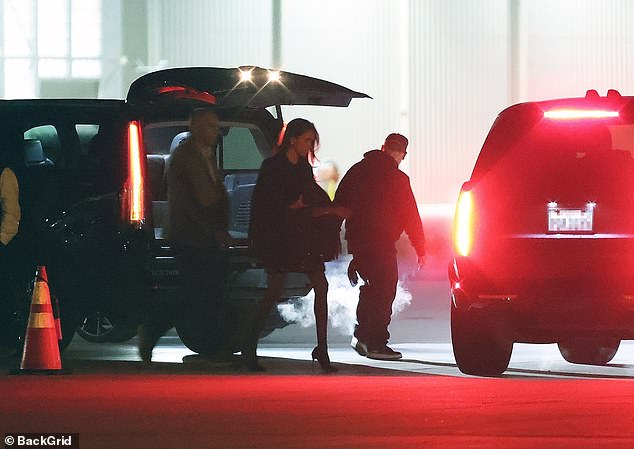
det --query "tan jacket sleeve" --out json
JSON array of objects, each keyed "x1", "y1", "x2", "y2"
[{"x1": 0, "y1": 167, "x2": 20, "y2": 245}]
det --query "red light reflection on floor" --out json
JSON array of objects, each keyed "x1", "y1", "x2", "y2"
[{"x1": 2, "y1": 375, "x2": 633, "y2": 448}]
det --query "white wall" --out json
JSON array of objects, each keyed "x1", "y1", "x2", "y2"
[
  {"x1": 142, "y1": 0, "x2": 634, "y2": 204},
  {"x1": 409, "y1": 0, "x2": 509, "y2": 204},
  {"x1": 521, "y1": 0, "x2": 634, "y2": 100},
  {"x1": 147, "y1": 0, "x2": 274, "y2": 68}
]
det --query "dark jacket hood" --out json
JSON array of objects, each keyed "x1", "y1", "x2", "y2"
[{"x1": 362, "y1": 149, "x2": 397, "y2": 170}]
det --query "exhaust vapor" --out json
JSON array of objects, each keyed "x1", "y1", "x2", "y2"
[{"x1": 277, "y1": 256, "x2": 413, "y2": 335}]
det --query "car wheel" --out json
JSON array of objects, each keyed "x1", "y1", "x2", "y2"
[
  {"x1": 76, "y1": 311, "x2": 138, "y2": 343},
  {"x1": 451, "y1": 298, "x2": 513, "y2": 376},
  {"x1": 557, "y1": 338, "x2": 620, "y2": 365},
  {"x1": 175, "y1": 299, "x2": 230, "y2": 355},
  {"x1": 176, "y1": 301, "x2": 276, "y2": 355}
]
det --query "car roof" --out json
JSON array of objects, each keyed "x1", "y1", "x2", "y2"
[
  {"x1": 126, "y1": 66, "x2": 371, "y2": 109},
  {"x1": 0, "y1": 99, "x2": 126, "y2": 129}
]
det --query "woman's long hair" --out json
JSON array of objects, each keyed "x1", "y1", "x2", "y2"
[{"x1": 277, "y1": 118, "x2": 320, "y2": 165}]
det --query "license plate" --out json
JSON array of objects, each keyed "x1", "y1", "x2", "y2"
[{"x1": 548, "y1": 206, "x2": 594, "y2": 232}]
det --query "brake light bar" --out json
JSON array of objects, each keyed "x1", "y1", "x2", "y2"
[
  {"x1": 125, "y1": 121, "x2": 145, "y2": 225},
  {"x1": 544, "y1": 109, "x2": 619, "y2": 120}
]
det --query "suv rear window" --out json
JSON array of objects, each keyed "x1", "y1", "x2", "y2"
[
  {"x1": 474, "y1": 117, "x2": 634, "y2": 174},
  {"x1": 475, "y1": 120, "x2": 634, "y2": 205},
  {"x1": 221, "y1": 122, "x2": 267, "y2": 170},
  {"x1": 142, "y1": 121, "x2": 267, "y2": 169},
  {"x1": 24, "y1": 125, "x2": 61, "y2": 164}
]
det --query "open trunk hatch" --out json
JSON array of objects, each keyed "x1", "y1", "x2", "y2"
[{"x1": 127, "y1": 66, "x2": 370, "y2": 108}]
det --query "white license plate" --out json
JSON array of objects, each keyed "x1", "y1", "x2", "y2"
[{"x1": 548, "y1": 207, "x2": 594, "y2": 232}]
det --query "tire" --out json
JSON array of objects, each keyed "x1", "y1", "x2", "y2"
[
  {"x1": 175, "y1": 298, "x2": 232, "y2": 355},
  {"x1": 76, "y1": 310, "x2": 138, "y2": 343},
  {"x1": 451, "y1": 298, "x2": 513, "y2": 376},
  {"x1": 176, "y1": 301, "x2": 276, "y2": 355},
  {"x1": 558, "y1": 338, "x2": 620, "y2": 365}
]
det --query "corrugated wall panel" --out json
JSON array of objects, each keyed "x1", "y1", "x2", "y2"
[
  {"x1": 409, "y1": 0, "x2": 509, "y2": 204},
  {"x1": 523, "y1": 0, "x2": 634, "y2": 100},
  {"x1": 278, "y1": 0, "x2": 407, "y2": 181},
  {"x1": 148, "y1": 0, "x2": 273, "y2": 68}
]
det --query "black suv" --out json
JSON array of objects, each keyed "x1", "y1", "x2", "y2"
[
  {"x1": 2, "y1": 67, "x2": 368, "y2": 353},
  {"x1": 449, "y1": 89, "x2": 634, "y2": 376}
]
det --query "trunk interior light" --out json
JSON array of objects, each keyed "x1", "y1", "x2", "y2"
[
  {"x1": 454, "y1": 190, "x2": 474, "y2": 257},
  {"x1": 268, "y1": 71, "x2": 281, "y2": 83},
  {"x1": 544, "y1": 109, "x2": 619, "y2": 120},
  {"x1": 126, "y1": 121, "x2": 145, "y2": 225},
  {"x1": 239, "y1": 69, "x2": 253, "y2": 83}
]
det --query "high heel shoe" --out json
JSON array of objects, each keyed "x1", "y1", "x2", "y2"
[{"x1": 311, "y1": 346, "x2": 338, "y2": 373}]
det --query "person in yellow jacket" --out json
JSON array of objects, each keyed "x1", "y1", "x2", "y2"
[
  {"x1": 0, "y1": 166, "x2": 20, "y2": 247},
  {"x1": 316, "y1": 159, "x2": 340, "y2": 200},
  {"x1": 0, "y1": 158, "x2": 20, "y2": 353}
]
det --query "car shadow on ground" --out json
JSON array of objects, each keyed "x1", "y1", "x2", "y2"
[{"x1": 1, "y1": 352, "x2": 424, "y2": 377}]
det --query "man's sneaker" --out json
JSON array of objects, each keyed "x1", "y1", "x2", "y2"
[
  {"x1": 367, "y1": 345, "x2": 402, "y2": 361},
  {"x1": 350, "y1": 336, "x2": 368, "y2": 356}
]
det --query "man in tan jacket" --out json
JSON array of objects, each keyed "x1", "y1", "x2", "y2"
[
  {"x1": 167, "y1": 108, "x2": 229, "y2": 249},
  {"x1": 139, "y1": 108, "x2": 230, "y2": 363}
]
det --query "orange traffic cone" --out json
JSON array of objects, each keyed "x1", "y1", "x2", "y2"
[{"x1": 14, "y1": 266, "x2": 64, "y2": 374}]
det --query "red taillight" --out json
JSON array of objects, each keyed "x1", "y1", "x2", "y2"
[
  {"x1": 123, "y1": 121, "x2": 145, "y2": 225},
  {"x1": 453, "y1": 190, "x2": 474, "y2": 257},
  {"x1": 543, "y1": 109, "x2": 619, "y2": 120}
]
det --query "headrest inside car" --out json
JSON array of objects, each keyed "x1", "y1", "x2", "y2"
[
  {"x1": 23, "y1": 139, "x2": 45, "y2": 165},
  {"x1": 170, "y1": 131, "x2": 191, "y2": 153}
]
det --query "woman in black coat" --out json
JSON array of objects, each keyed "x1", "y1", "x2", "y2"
[{"x1": 244, "y1": 118, "x2": 349, "y2": 372}]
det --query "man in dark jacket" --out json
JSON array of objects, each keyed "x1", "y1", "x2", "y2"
[{"x1": 335, "y1": 133, "x2": 425, "y2": 360}]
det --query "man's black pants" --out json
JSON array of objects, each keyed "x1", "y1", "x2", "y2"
[{"x1": 353, "y1": 248, "x2": 398, "y2": 350}]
